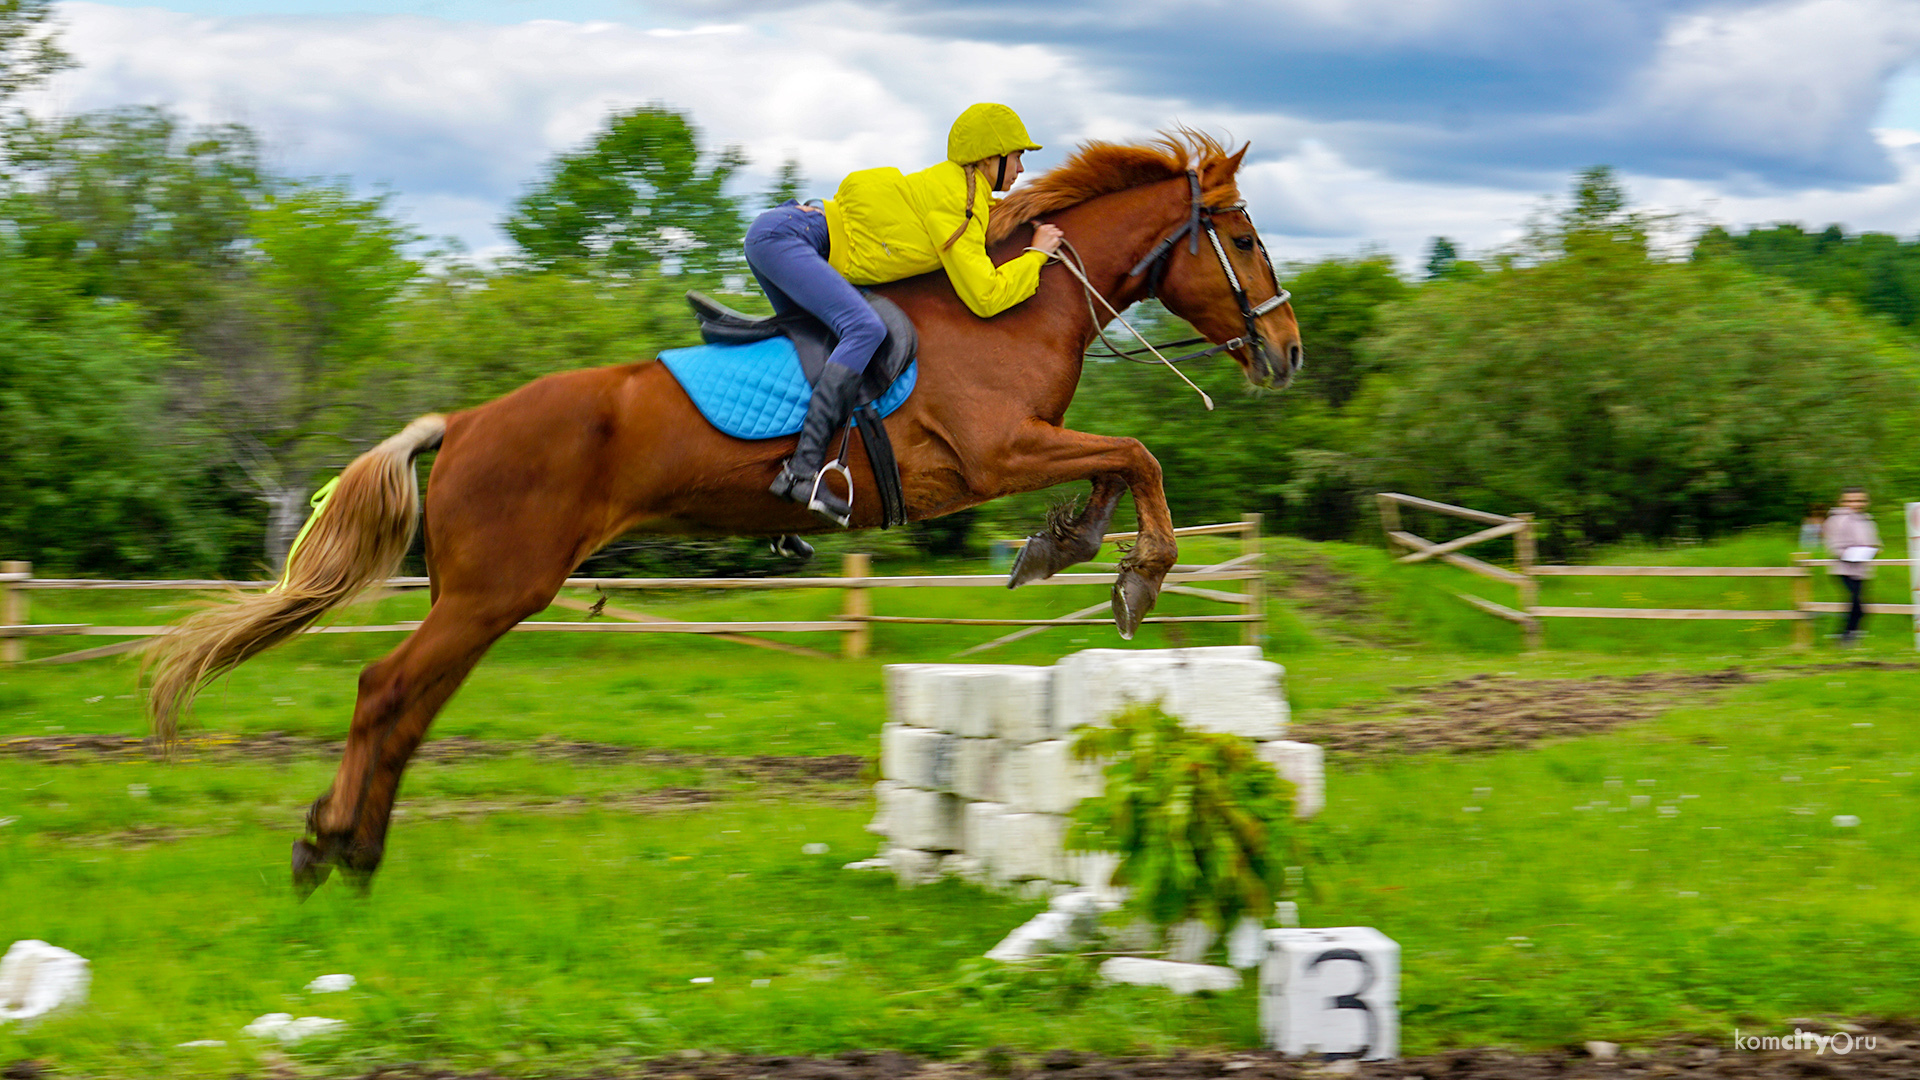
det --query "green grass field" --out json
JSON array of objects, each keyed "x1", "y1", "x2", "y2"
[{"x1": 2, "y1": 530, "x2": 1916, "y2": 1076}]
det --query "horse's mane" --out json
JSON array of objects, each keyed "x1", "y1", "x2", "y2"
[{"x1": 988, "y1": 129, "x2": 1241, "y2": 243}]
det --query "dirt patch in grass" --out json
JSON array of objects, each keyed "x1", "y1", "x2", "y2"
[
  {"x1": 96, "y1": 1025, "x2": 1914, "y2": 1080},
  {"x1": 616, "y1": 1036, "x2": 1920, "y2": 1080},
  {"x1": 0, "y1": 732, "x2": 867, "y2": 785},
  {"x1": 1292, "y1": 668, "x2": 1752, "y2": 757}
]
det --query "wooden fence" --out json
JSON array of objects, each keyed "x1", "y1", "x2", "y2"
[
  {"x1": 1378, "y1": 492, "x2": 1920, "y2": 650},
  {"x1": 0, "y1": 517, "x2": 1266, "y2": 665}
]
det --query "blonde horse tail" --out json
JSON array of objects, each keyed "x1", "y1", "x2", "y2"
[{"x1": 145, "y1": 414, "x2": 447, "y2": 748}]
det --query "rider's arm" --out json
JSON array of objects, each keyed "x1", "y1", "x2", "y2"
[{"x1": 922, "y1": 202, "x2": 1047, "y2": 319}]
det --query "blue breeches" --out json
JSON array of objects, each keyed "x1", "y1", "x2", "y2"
[{"x1": 743, "y1": 202, "x2": 886, "y2": 375}]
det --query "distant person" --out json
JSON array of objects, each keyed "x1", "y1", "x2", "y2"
[
  {"x1": 1798, "y1": 504, "x2": 1826, "y2": 553},
  {"x1": 1820, "y1": 487, "x2": 1880, "y2": 644}
]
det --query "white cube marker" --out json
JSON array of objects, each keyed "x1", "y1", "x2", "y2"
[{"x1": 1261, "y1": 927, "x2": 1398, "y2": 1061}]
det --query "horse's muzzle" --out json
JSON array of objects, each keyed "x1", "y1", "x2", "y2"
[{"x1": 1251, "y1": 341, "x2": 1302, "y2": 389}]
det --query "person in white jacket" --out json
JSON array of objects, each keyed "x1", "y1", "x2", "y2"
[{"x1": 1820, "y1": 488, "x2": 1880, "y2": 643}]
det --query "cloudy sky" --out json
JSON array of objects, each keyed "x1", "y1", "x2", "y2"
[{"x1": 25, "y1": 0, "x2": 1920, "y2": 269}]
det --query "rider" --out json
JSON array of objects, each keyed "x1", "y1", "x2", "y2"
[{"x1": 745, "y1": 102, "x2": 1066, "y2": 524}]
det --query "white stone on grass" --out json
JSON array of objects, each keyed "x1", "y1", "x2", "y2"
[
  {"x1": 0, "y1": 940, "x2": 90, "y2": 1022},
  {"x1": 1098, "y1": 957, "x2": 1242, "y2": 995},
  {"x1": 241, "y1": 1013, "x2": 345, "y2": 1042},
  {"x1": 1261, "y1": 927, "x2": 1399, "y2": 1060},
  {"x1": 985, "y1": 910, "x2": 1081, "y2": 961},
  {"x1": 1256, "y1": 740, "x2": 1326, "y2": 819},
  {"x1": 304, "y1": 973, "x2": 355, "y2": 993}
]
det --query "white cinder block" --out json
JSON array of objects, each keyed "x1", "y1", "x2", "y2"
[
  {"x1": 888, "y1": 787, "x2": 962, "y2": 852},
  {"x1": 886, "y1": 846, "x2": 943, "y2": 888},
  {"x1": 1052, "y1": 649, "x2": 1286, "y2": 738},
  {"x1": 984, "y1": 666, "x2": 1057, "y2": 743},
  {"x1": 1257, "y1": 740, "x2": 1325, "y2": 819},
  {"x1": 880, "y1": 724, "x2": 956, "y2": 791},
  {"x1": 866, "y1": 780, "x2": 902, "y2": 837},
  {"x1": 1005, "y1": 740, "x2": 1105, "y2": 814},
  {"x1": 997, "y1": 812, "x2": 1067, "y2": 882},
  {"x1": 1066, "y1": 850, "x2": 1121, "y2": 899},
  {"x1": 1170, "y1": 660, "x2": 1289, "y2": 740},
  {"x1": 884, "y1": 665, "x2": 955, "y2": 727},
  {"x1": 960, "y1": 801, "x2": 1007, "y2": 861},
  {"x1": 953, "y1": 738, "x2": 1006, "y2": 802},
  {"x1": 1261, "y1": 927, "x2": 1399, "y2": 1060}
]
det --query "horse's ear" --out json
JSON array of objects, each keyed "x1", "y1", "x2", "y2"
[{"x1": 1202, "y1": 143, "x2": 1250, "y2": 186}]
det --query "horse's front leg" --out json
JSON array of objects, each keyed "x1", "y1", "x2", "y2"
[
  {"x1": 989, "y1": 422, "x2": 1177, "y2": 639},
  {"x1": 1008, "y1": 474, "x2": 1125, "y2": 587}
]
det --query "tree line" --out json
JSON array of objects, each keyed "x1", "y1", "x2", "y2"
[{"x1": 3, "y1": 2, "x2": 1915, "y2": 576}]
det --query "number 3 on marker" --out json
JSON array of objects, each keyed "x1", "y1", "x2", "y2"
[{"x1": 1307, "y1": 948, "x2": 1376, "y2": 1061}]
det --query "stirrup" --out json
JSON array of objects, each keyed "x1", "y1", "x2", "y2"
[{"x1": 808, "y1": 459, "x2": 854, "y2": 527}]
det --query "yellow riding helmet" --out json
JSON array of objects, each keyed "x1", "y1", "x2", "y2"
[{"x1": 947, "y1": 103, "x2": 1042, "y2": 165}]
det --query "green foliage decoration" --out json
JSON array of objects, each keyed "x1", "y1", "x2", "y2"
[{"x1": 1066, "y1": 703, "x2": 1297, "y2": 933}]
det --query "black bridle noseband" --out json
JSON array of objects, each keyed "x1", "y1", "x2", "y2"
[{"x1": 1098, "y1": 169, "x2": 1292, "y2": 366}]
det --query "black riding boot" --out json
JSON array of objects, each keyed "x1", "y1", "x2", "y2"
[{"x1": 770, "y1": 362, "x2": 863, "y2": 526}]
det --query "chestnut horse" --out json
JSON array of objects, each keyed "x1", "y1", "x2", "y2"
[{"x1": 147, "y1": 131, "x2": 1302, "y2": 892}]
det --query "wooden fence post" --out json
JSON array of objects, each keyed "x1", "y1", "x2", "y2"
[
  {"x1": 1376, "y1": 493, "x2": 1401, "y2": 538},
  {"x1": 2, "y1": 561, "x2": 27, "y2": 663},
  {"x1": 841, "y1": 552, "x2": 871, "y2": 660},
  {"x1": 1514, "y1": 515, "x2": 1540, "y2": 650},
  {"x1": 1241, "y1": 512, "x2": 1264, "y2": 647},
  {"x1": 1790, "y1": 553, "x2": 1813, "y2": 650}
]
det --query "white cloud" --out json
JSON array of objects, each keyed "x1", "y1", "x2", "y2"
[{"x1": 27, "y1": 1, "x2": 1920, "y2": 275}]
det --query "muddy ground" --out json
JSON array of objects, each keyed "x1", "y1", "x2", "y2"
[{"x1": 13, "y1": 1029, "x2": 1912, "y2": 1080}]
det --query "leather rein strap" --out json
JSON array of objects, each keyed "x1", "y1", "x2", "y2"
[{"x1": 1097, "y1": 169, "x2": 1291, "y2": 366}]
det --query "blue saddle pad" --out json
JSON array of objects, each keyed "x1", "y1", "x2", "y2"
[{"x1": 659, "y1": 336, "x2": 917, "y2": 441}]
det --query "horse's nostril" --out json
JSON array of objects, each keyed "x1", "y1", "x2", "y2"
[{"x1": 1288, "y1": 343, "x2": 1304, "y2": 370}]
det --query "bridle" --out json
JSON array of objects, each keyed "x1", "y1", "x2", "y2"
[{"x1": 1095, "y1": 168, "x2": 1292, "y2": 366}]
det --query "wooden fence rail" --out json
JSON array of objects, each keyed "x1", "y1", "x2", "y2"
[
  {"x1": 0, "y1": 519, "x2": 1266, "y2": 664},
  {"x1": 1378, "y1": 492, "x2": 1920, "y2": 650}
]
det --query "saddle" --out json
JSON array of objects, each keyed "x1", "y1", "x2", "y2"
[
  {"x1": 686, "y1": 291, "x2": 918, "y2": 409},
  {"x1": 682, "y1": 291, "x2": 915, "y2": 528}
]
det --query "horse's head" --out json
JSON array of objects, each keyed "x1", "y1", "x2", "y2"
[{"x1": 1143, "y1": 145, "x2": 1303, "y2": 390}]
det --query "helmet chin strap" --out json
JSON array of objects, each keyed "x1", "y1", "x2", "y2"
[{"x1": 995, "y1": 154, "x2": 1008, "y2": 191}]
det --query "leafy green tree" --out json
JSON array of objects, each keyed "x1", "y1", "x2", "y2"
[
  {"x1": 0, "y1": 0, "x2": 69, "y2": 109},
  {"x1": 761, "y1": 159, "x2": 806, "y2": 208},
  {"x1": 1696, "y1": 221, "x2": 1920, "y2": 331},
  {"x1": 1282, "y1": 254, "x2": 1412, "y2": 408},
  {"x1": 1424, "y1": 236, "x2": 1458, "y2": 280},
  {"x1": 0, "y1": 245, "x2": 224, "y2": 574},
  {"x1": 188, "y1": 182, "x2": 423, "y2": 567},
  {"x1": 504, "y1": 105, "x2": 747, "y2": 281},
  {"x1": 1359, "y1": 223, "x2": 1917, "y2": 548},
  {"x1": 2, "y1": 107, "x2": 264, "y2": 333}
]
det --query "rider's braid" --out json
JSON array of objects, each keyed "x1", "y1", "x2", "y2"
[{"x1": 941, "y1": 162, "x2": 983, "y2": 250}]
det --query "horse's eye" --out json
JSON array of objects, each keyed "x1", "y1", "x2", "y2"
[{"x1": 1233, "y1": 235, "x2": 1255, "y2": 251}]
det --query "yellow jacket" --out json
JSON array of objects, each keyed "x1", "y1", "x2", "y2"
[{"x1": 822, "y1": 160, "x2": 1046, "y2": 319}]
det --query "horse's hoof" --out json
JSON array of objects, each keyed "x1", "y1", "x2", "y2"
[
  {"x1": 1008, "y1": 535, "x2": 1063, "y2": 588},
  {"x1": 1111, "y1": 567, "x2": 1162, "y2": 640},
  {"x1": 291, "y1": 839, "x2": 332, "y2": 900}
]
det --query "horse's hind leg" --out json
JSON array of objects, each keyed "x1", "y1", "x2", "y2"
[
  {"x1": 1008, "y1": 475, "x2": 1125, "y2": 587},
  {"x1": 295, "y1": 585, "x2": 551, "y2": 894}
]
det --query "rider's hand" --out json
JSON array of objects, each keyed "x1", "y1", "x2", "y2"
[{"x1": 1030, "y1": 222, "x2": 1064, "y2": 257}]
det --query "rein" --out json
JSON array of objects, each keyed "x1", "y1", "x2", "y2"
[{"x1": 1032, "y1": 168, "x2": 1293, "y2": 409}]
